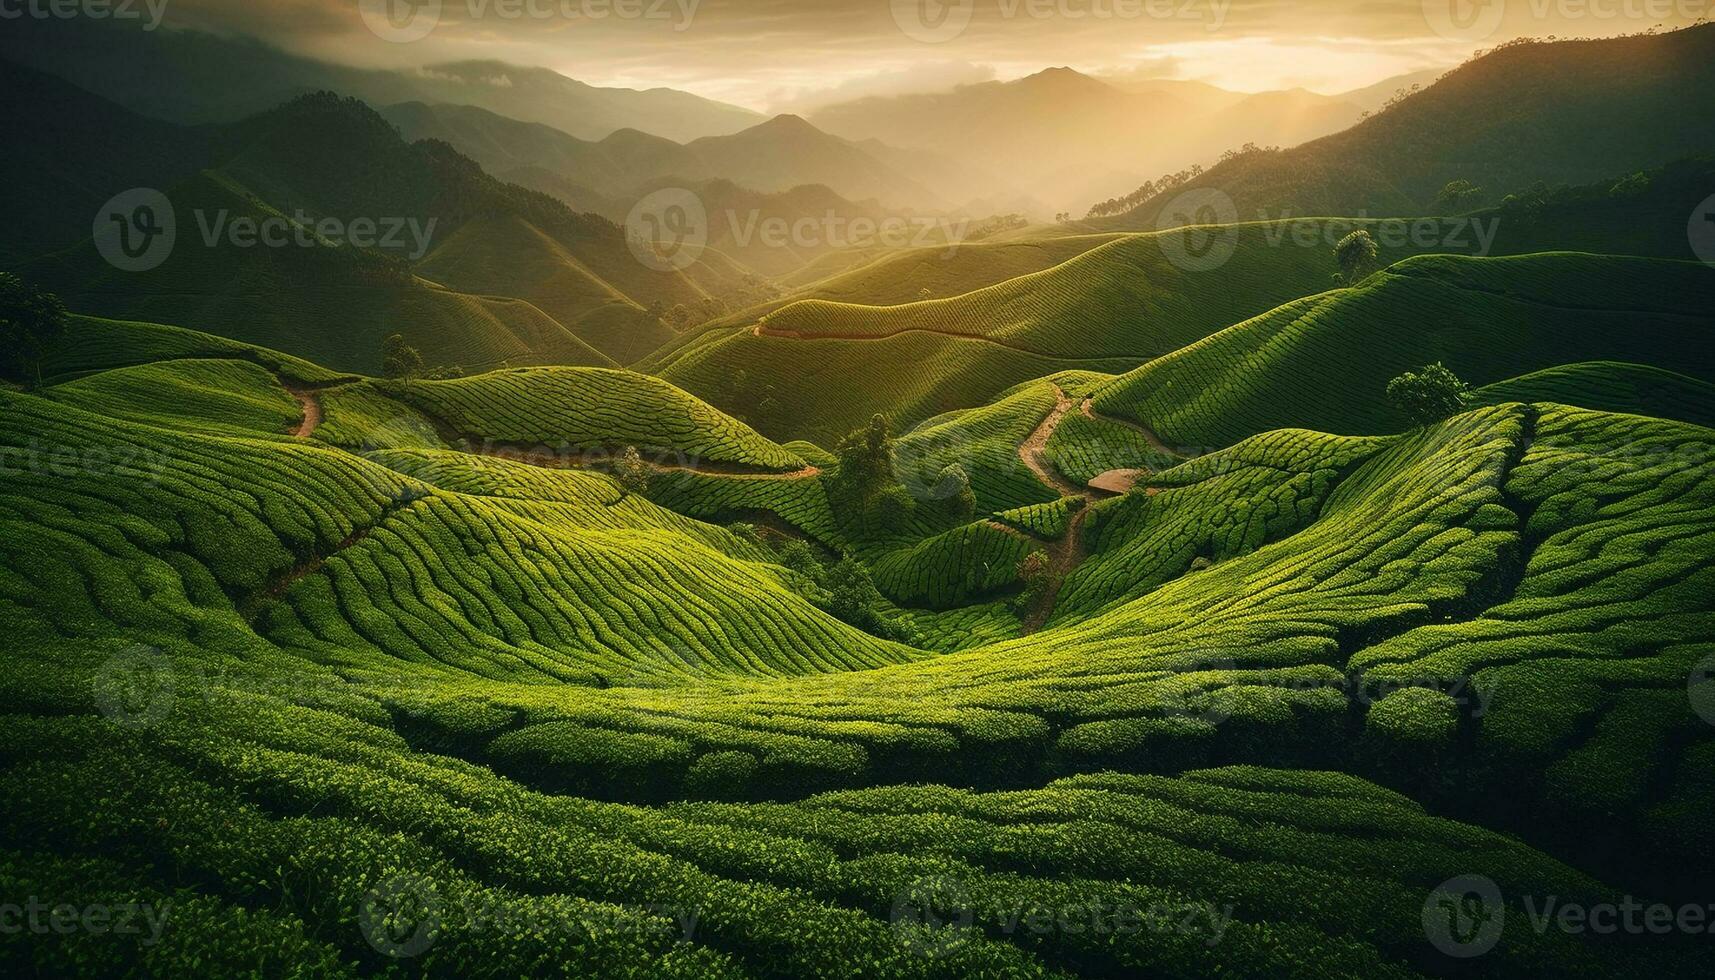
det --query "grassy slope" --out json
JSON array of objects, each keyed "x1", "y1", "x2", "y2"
[
  {"x1": 1474, "y1": 362, "x2": 1715, "y2": 429},
  {"x1": 2, "y1": 374, "x2": 1710, "y2": 976},
  {"x1": 1092, "y1": 253, "x2": 1715, "y2": 449},
  {"x1": 654, "y1": 221, "x2": 1446, "y2": 445}
]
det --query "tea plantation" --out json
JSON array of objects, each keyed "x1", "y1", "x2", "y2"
[{"x1": 2, "y1": 263, "x2": 1711, "y2": 978}]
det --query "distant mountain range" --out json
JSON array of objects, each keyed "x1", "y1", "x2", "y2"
[
  {"x1": 1, "y1": 61, "x2": 755, "y2": 370},
  {"x1": 1095, "y1": 25, "x2": 1715, "y2": 227},
  {"x1": 808, "y1": 67, "x2": 1393, "y2": 211},
  {"x1": 382, "y1": 103, "x2": 949, "y2": 211},
  {"x1": 0, "y1": 18, "x2": 763, "y2": 142}
]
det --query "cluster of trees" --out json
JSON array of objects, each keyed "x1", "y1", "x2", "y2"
[
  {"x1": 830, "y1": 414, "x2": 976, "y2": 537},
  {"x1": 1434, "y1": 179, "x2": 1486, "y2": 212},
  {"x1": 1084, "y1": 163, "x2": 1208, "y2": 219},
  {"x1": 964, "y1": 213, "x2": 1029, "y2": 242},
  {"x1": 830, "y1": 415, "x2": 916, "y2": 535},
  {"x1": 0, "y1": 274, "x2": 67, "y2": 387},
  {"x1": 774, "y1": 538, "x2": 917, "y2": 644},
  {"x1": 380, "y1": 334, "x2": 462, "y2": 381}
]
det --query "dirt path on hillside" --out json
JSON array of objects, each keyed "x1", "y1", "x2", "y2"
[
  {"x1": 1015, "y1": 384, "x2": 1095, "y2": 635},
  {"x1": 283, "y1": 382, "x2": 323, "y2": 439}
]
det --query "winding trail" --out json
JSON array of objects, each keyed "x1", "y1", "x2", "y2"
[
  {"x1": 282, "y1": 381, "x2": 324, "y2": 439},
  {"x1": 1015, "y1": 384, "x2": 1094, "y2": 635}
]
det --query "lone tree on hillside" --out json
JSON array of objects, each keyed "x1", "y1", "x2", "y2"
[
  {"x1": 614, "y1": 446, "x2": 650, "y2": 496},
  {"x1": 1387, "y1": 363, "x2": 1475, "y2": 427},
  {"x1": 934, "y1": 463, "x2": 977, "y2": 521},
  {"x1": 0, "y1": 273, "x2": 68, "y2": 386},
  {"x1": 381, "y1": 333, "x2": 424, "y2": 380},
  {"x1": 1334, "y1": 230, "x2": 1380, "y2": 285}
]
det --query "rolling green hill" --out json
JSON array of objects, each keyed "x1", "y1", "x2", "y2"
[
  {"x1": 3, "y1": 334, "x2": 1711, "y2": 977},
  {"x1": 2, "y1": 64, "x2": 742, "y2": 369},
  {"x1": 653, "y1": 189, "x2": 1707, "y2": 445},
  {"x1": 1090, "y1": 253, "x2": 1715, "y2": 449}
]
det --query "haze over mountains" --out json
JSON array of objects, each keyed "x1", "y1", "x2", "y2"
[
  {"x1": 0, "y1": 16, "x2": 1455, "y2": 219},
  {"x1": 1098, "y1": 27, "x2": 1715, "y2": 227},
  {"x1": 0, "y1": 18, "x2": 764, "y2": 142},
  {"x1": 807, "y1": 66, "x2": 1423, "y2": 210}
]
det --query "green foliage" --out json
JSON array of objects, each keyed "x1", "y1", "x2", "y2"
[
  {"x1": 381, "y1": 333, "x2": 425, "y2": 380},
  {"x1": 1434, "y1": 179, "x2": 1484, "y2": 211},
  {"x1": 1334, "y1": 229, "x2": 1380, "y2": 285},
  {"x1": 934, "y1": 463, "x2": 977, "y2": 520},
  {"x1": 614, "y1": 445, "x2": 650, "y2": 496},
  {"x1": 1011, "y1": 551, "x2": 1054, "y2": 616},
  {"x1": 0, "y1": 273, "x2": 68, "y2": 384},
  {"x1": 1387, "y1": 362, "x2": 1474, "y2": 427},
  {"x1": 831, "y1": 414, "x2": 917, "y2": 535}
]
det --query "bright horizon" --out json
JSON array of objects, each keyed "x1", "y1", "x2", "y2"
[{"x1": 157, "y1": 0, "x2": 1712, "y2": 114}]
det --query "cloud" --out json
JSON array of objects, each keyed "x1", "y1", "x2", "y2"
[{"x1": 765, "y1": 60, "x2": 999, "y2": 114}]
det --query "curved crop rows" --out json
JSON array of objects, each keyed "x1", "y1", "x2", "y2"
[
  {"x1": 383, "y1": 367, "x2": 807, "y2": 472},
  {"x1": 1092, "y1": 253, "x2": 1715, "y2": 449}
]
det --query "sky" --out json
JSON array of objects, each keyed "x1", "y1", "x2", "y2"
[{"x1": 163, "y1": 0, "x2": 1712, "y2": 111}]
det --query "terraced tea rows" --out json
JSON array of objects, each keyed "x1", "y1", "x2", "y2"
[
  {"x1": 378, "y1": 368, "x2": 809, "y2": 472},
  {"x1": 1092, "y1": 254, "x2": 1715, "y2": 449},
  {"x1": 1, "y1": 312, "x2": 1710, "y2": 977}
]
